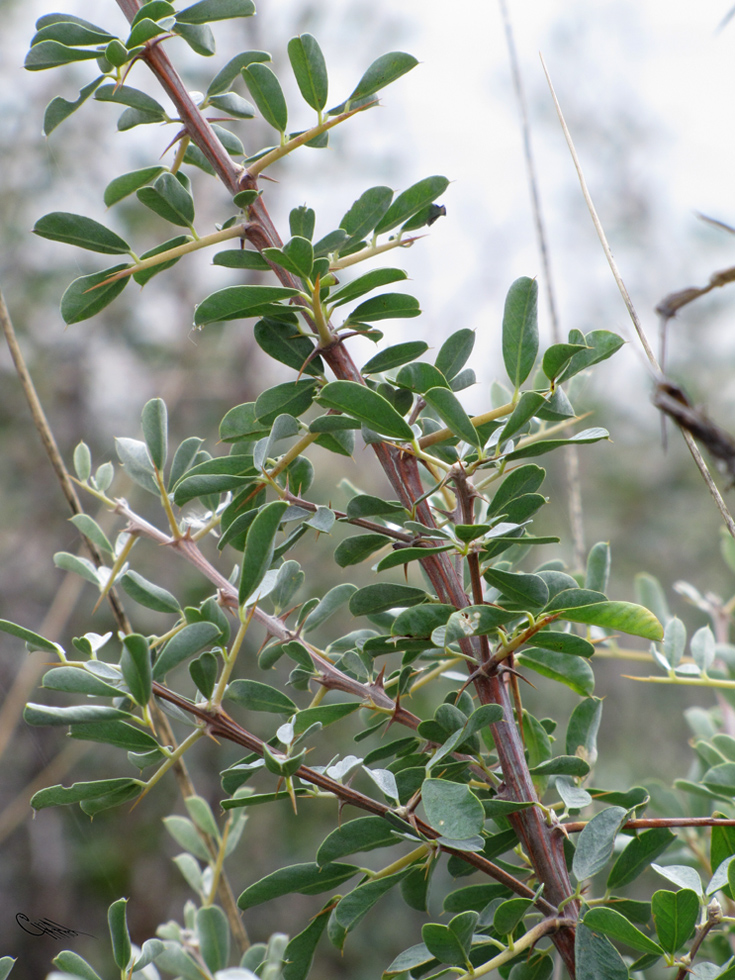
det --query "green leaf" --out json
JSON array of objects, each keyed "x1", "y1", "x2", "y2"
[
  {"x1": 197, "y1": 906, "x2": 229, "y2": 974},
  {"x1": 391, "y1": 604, "x2": 454, "y2": 637},
  {"x1": 242, "y1": 63, "x2": 288, "y2": 133},
  {"x1": 137, "y1": 173, "x2": 195, "y2": 228},
  {"x1": 263, "y1": 236, "x2": 314, "y2": 280},
  {"x1": 289, "y1": 205, "x2": 316, "y2": 240},
  {"x1": 61, "y1": 265, "x2": 129, "y2": 324},
  {"x1": 317, "y1": 817, "x2": 402, "y2": 865},
  {"x1": 255, "y1": 380, "x2": 318, "y2": 426},
  {"x1": 69, "y1": 720, "x2": 160, "y2": 752},
  {"x1": 176, "y1": 0, "x2": 255, "y2": 23},
  {"x1": 586, "y1": 541, "x2": 611, "y2": 593},
  {"x1": 126, "y1": 18, "x2": 168, "y2": 47},
  {"x1": 608, "y1": 828, "x2": 677, "y2": 890},
  {"x1": 583, "y1": 907, "x2": 663, "y2": 955},
  {"x1": 25, "y1": 40, "x2": 102, "y2": 70},
  {"x1": 152, "y1": 622, "x2": 221, "y2": 680},
  {"x1": 346, "y1": 495, "x2": 406, "y2": 519},
  {"x1": 651, "y1": 888, "x2": 699, "y2": 954},
  {"x1": 494, "y1": 898, "x2": 532, "y2": 936},
  {"x1": 43, "y1": 75, "x2": 105, "y2": 136},
  {"x1": 190, "y1": 651, "x2": 218, "y2": 698},
  {"x1": 237, "y1": 862, "x2": 360, "y2": 909},
  {"x1": 499, "y1": 391, "x2": 547, "y2": 444},
  {"x1": 288, "y1": 34, "x2": 328, "y2": 111},
  {"x1": 421, "y1": 922, "x2": 468, "y2": 967},
  {"x1": 362, "y1": 341, "x2": 428, "y2": 374},
  {"x1": 69, "y1": 514, "x2": 113, "y2": 555},
  {"x1": 374, "y1": 176, "x2": 449, "y2": 235},
  {"x1": 94, "y1": 84, "x2": 167, "y2": 119},
  {"x1": 422, "y1": 779, "x2": 485, "y2": 843},
  {"x1": 573, "y1": 806, "x2": 629, "y2": 881},
  {"x1": 282, "y1": 901, "x2": 331, "y2": 980},
  {"x1": 504, "y1": 427, "x2": 610, "y2": 461},
  {"x1": 556, "y1": 330, "x2": 625, "y2": 385},
  {"x1": 317, "y1": 381, "x2": 414, "y2": 440},
  {"x1": 213, "y1": 248, "x2": 271, "y2": 271},
  {"x1": 395, "y1": 362, "x2": 449, "y2": 394},
  {"x1": 339, "y1": 186, "x2": 393, "y2": 243},
  {"x1": 31, "y1": 21, "x2": 114, "y2": 46},
  {"x1": 115, "y1": 436, "x2": 158, "y2": 495},
  {"x1": 347, "y1": 51, "x2": 419, "y2": 104},
  {"x1": 30, "y1": 777, "x2": 142, "y2": 810},
  {"x1": 377, "y1": 545, "x2": 452, "y2": 572},
  {"x1": 208, "y1": 91, "x2": 255, "y2": 117},
  {"x1": 345, "y1": 292, "x2": 420, "y2": 323},
  {"x1": 121, "y1": 634, "x2": 152, "y2": 706},
  {"x1": 104, "y1": 166, "x2": 167, "y2": 207},
  {"x1": 53, "y1": 551, "x2": 103, "y2": 586},
  {"x1": 330, "y1": 268, "x2": 408, "y2": 307},
  {"x1": 51, "y1": 951, "x2": 104, "y2": 980},
  {"x1": 542, "y1": 342, "x2": 589, "y2": 382},
  {"x1": 566, "y1": 697, "x2": 604, "y2": 766},
  {"x1": 314, "y1": 228, "x2": 349, "y2": 256},
  {"x1": 120, "y1": 569, "x2": 181, "y2": 615},
  {"x1": 435, "y1": 328, "x2": 475, "y2": 380},
  {"x1": 423, "y1": 387, "x2": 481, "y2": 447},
  {"x1": 226, "y1": 679, "x2": 296, "y2": 714},
  {"x1": 219, "y1": 403, "x2": 269, "y2": 442},
  {"x1": 25, "y1": 703, "x2": 132, "y2": 726},
  {"x1": 108, "y1": 898, "x2": 132, "y2": 971},
  {"x1": 530, "y1": 756, "x2": 590, "y2": 778},
  {"x1": 303, "y1": 584, "x2": 358, "y2": 633},
  {"x1": 710, "y1": 818, "x2": 735, "y2": 901},
  {"x1": 334, "y1": 871, "x2": 409, "y2": 932},
  {"x1": 546, "y1": 592, "x2": 664, "y2": 641},
  {"x1": 207, "y1": 49, "x2": 270, "y2": 96},
  {"x1": 141, "y1": 397, "x2": 168, "y2": 471},
  {"x1": 254, "y1": 319, "x2": 323, "y2": 377},
  {"x1": 517, "y1": 647, "x2": 594, "y2": 696},
  {"x1": 131, "y1": 2, "x2": 176, "y2": 24},
  {"x1": 575, "y1": 923, "x2": 632, "y2": 980},
  {"x1": 532, "y1": 630, "x2": 594, "y2": 657},
  {"x1": 489, "y1": 463, "x2": 545, "y2": 515},
  {"x1": 383, "y1": 943, "x2": 437, "y2": 977},
  {"x1": 168, "y1": 436, "x2": 204, "y2": 490},
  {"x1": 239, "y1": 501, "x2": 289, "y2": 605},
  {"x1": 483, "y1": 568, "x2": 549, "y2": 608},
  {"x1": 133, "y1": 235, "x2": 191, "y2": 286},
  {"x1": 349, "y1": 584, "x2": 427, "y2": 616},
  {"x1": 42, "y1": 666, "x2": 120, "y2": 697},
  {"x1": 502, "y1": 277, "x2": 538, "y2": 388},
  {"x1": 194, "y1": 285, "x2": 298, "y2": 326}
]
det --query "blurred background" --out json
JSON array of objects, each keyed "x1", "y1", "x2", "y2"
[{"x1": 3, "y1": 0, "x2": 735, "y2": 975}]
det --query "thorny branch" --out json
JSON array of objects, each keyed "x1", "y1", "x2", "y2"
[{"x1": 106, "y1": 6, "x2": 582, "y2": 971}]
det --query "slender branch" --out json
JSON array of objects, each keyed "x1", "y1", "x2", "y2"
[
  {"x1": 564, "y1": 817, "x2": 735, "y2": 834},
  {"x1": 541, "y1": 55, "x2": 735, "y2": 546},
  {"x1": 0, "y1": 287, "x2": 132, "y2": 636},
  {"x1": 246, "y1": 102, "x2": 378, "y2": 177},
  {"x1": 94, "y1": 224, "x2": 249, "y2": 287},
  {"x1": 540, "y1": 56, "x2": 660, "y2": 375},
  {"x1": 151, "y1": 680, "x2": 559, "y2": 914}
]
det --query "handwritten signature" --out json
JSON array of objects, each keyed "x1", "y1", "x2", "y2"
[{"x1": 16, "y1": 913, "x2": 95, "y2": 940}]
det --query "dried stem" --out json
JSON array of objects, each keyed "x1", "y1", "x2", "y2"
[{"x1": 541, "y1": 56, "x2": 735, "y2": 547}]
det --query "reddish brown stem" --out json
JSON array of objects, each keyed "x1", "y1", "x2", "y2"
[
  {"x1": 152, "y1": 680, "x2": 558, "y2": 915},
  {"x1": 113, "y1": 6, "x2": 578, "y2": 971}
]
